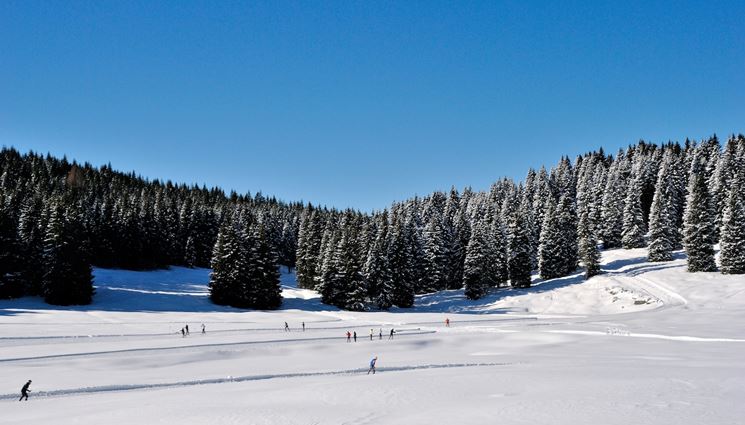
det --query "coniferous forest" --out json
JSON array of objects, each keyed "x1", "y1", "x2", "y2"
[{"x1": 1, "y1": 134, "x2": 744, "y2": 310}]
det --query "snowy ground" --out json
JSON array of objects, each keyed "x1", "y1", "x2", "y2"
[{"x1": 1, "y1": 248, "x2": 744, "y2": 424}]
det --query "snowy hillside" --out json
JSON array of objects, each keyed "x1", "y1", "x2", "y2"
[{"x1": 1, "y1": 247, "x2": 744, "y2": 425}]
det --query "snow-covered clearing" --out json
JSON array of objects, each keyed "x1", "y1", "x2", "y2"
[{"x1": 1, "y1": 248, "x2": 744, "y2": 424}]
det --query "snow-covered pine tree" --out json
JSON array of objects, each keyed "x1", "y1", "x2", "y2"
[
  {"x1": 295, "y1": 209, "x2": 324, "y2": 289},
  {"x1": 648, "y1": 150, "x2": 678, "y2": 262},
  {"x1": 718, "y1": 147, "x2": 745, "y2": 274},
  {"x1": 319, "y1": 224, "x2": 343, "y2": 307},
  {"x1": 508, "y1": 197, "x2": 533, "y2": 287},
  {"x1": 17, "y1": 195, "x2": 46, "y2": 296},
  {"x1": 532, "y1": 166, "x2": 551, "y2": 243},
  {"x1": 711, "y1": 135, "x2": 744, "y2": 240},
  {"x1": 577, "y1": 163, "x2": 601, "y2": 278},
  {"x1": 621, "y1": 170, "x2": 647, "y2": 248},
  {"x1": 208, "y1": 214, "x2": 244, "y2": 306},
  {"x1": 364, "y1": 210, "x2": 394, "y2": 309},
  {"x1": 538, "y1": 195, "x2": 564, "y2": 279},
  {"x1": 330, "y1": 212, "x2": 366, "y2": 310},
  {"x1": 42, "y1": 199, "x2": 94, "y2": 305},
  {"x1": 315, "y1": 214, "x2": 339, "y2": 292},
  {"x1": 487, "y1": 209, "x2": 509, "y2": 287},
  {"x1": 250, "y1": 218, "x2": 283, "y2": 309},
  {"x1": 388, "y1": 208, "x2": 415, "y2": 308},
  {"x1": 0, "y1": 194, "x2": 23, "y2": 299},
  {"x1": 556, "y1": 193, "x2": 579, "y2": 275},
  {"x1": 463, "y1": 219, "x2": 491, "y2": 299},
  {"x1": 422, "y1": 208, "x2": 450, "y2": 292},
  {"x1": 184, "y1": 235, "x2": 197, "y2": 268},
  {"x1": 600, "y1": 151, "x2": 629, "y2": 248},
  {"x1": 682, "y1": 147, "x2": 717, "y2": 272}
]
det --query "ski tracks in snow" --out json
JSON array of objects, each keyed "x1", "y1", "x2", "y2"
[
  {"x1": 0, "y1": 362, "x2": 512, "y2": 401},
  {"x1": 0, "y1": 329, "x2": 436, "y2": 363}
]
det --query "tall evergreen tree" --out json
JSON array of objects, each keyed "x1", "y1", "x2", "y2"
[
  {"x1": 538, "y1": 196, "x2": 564, "y2": 279},
  {"x1": 42, "y1": 200, "x2": 94, "y2": 305},
  {"x1": 463, "y1": 220, "x2": 491, "y2": 299},
  {"x1": 388, "y1": 209, "x2": 415, "y2": 308},
  {"x1": 17, "y1": 195, "x2": 46, "y2": 295},
  {"x1": 600, "y1": 152, "x2": 629, "y2": 248},
  {"x1": 364, "y1": 211, "x2": 393, "y2": 309},
  {"x1": 682, "y1": 148, "x2": 717, "y2": 272},
  {"x1": 719, "y1": 151, "x2": 745, "y2": 274},
  {"x1": 208, "y1": 216, "x2": 245, "y2": 306},
  {"x1": 422, "y1": 210, "x2": 450, "y2": 292},
  {"x1": 0, "y1": 195, "x2": 23, "y2": 299},
  {"x1": 249, "y1": 220, "x2": 283, "y2": 309},
  {"x1": 648, "y1": 150, "x2": 678, "y2": 262},
  {"x1": 621, "y1": 175, "x2": 647, "y2": 249},
  {"x1": 508, "y1": 198, "x2": 533, "y2": 287},
  {"x1": 556, "y1": 193, "x2": 579, "y2": 275}
]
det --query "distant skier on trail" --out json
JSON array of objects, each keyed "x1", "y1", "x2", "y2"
[
  {"x1": 389, "y1": 329, "x2": 395, "y2": 340},
  {"x1": 284, "y1": 322, "x2": 290, "y2": 332},
  {"x1": 19, "y1": 380, "x2": 31, "y2": 401},
  {"x1": 445, "y1": 318, "x2": 450, "y2": 327},
  {"x1": 379, "y1": 328, "x2": 382, "y2": 340},
  {"x1": 367, "y1": 357, "x2": 378, "y2": 375},
  {"x1": 181, "y1": 327, "x2": 185, "y2": 337},
  {"x1": 353, "y1": 331, "x2": 357, "y2": 342},
  {"x1": 370, "y1": 329, "x2": 374, "y2": 340},
  {"x1": 347, "y1": 331, "x2": 351, "y2": 342},
  {"x1": 201, "y1": 323, "x2": 206, "y2": 334},
  {"x1": 185, "y1": 324, "x2": 189, "y2": 335},
  {"x1": 302, "y1": 322, "x2": 305, "y2": 331}
]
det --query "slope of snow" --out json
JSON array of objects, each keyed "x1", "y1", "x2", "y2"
[{"x1": 1, "y1": 248, "x2": 744, "y2": 424}]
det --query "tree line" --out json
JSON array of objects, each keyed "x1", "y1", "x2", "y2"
[
  {"x1": 1, "y1": 135, "x2": 744, "y2": 309},
  {"x1": 0, "y1": 148, "x2": 302, "y2": 306},
  {"x1": 295, "y1": 135, "x2": 745, "y2": 310}
]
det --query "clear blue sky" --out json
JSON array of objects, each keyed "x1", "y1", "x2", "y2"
[{"x1": 1, "y1": 1, "x2": 743, "y2": 211}]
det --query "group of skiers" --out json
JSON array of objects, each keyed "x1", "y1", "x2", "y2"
[
  {"x1": 180, "y1": 323, "x2": 206, "y2": 337},
  {"x1": 284, "y1": 322, "x2": 307, "y2": 331},
  {"x1": 17, "y1": 317, "x2": 454, "y2": 402},
  {"x1": 346, "y1": 328, "x2": 396, "y2": 342}
]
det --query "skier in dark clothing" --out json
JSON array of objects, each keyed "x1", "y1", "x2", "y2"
[
  {"x1": 353, "y1": 331, "x2": 357, "y2": 342},
  {"x1": 346, "y1": 331, "x2": 351, "y2": 342},
  {"x1": 19, "y1": 380, "x2": 31, "y2": 401},
  {"x1": 201, "y1": 323, "x2": 206, "y2": 334},
  {"x1": 185, "y1": 324, "x2": 189, "y2": 335},
  {"x1": 284, "y1": 322, "x2": 290, "y2": 332},
  {"x1": 302, "y1": 322, "x2": 305, "y2": 331},
  {"x1": 180, "y1": 327, "x2": 185, "y2": 337},
  {"x1": 389, "y1": 329, "x2": 395, "y2": 340},
  {"x1": 379, "y1": 328, "x2": 382, "y2": 340}
]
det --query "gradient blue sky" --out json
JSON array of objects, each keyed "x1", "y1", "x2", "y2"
[{"x1": 1, "y1": 1, "x2": 743, "y2": 211}]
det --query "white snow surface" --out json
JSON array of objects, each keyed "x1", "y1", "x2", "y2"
[{"x1": 1, "y1": 248, "x2": 744, "y2": 424}]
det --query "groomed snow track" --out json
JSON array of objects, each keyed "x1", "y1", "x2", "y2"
[{"x1": 0, "y1": 362, "x2": 512, "y2": 400}]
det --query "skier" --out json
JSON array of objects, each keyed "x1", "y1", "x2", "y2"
[
  {"x1": 445, "y1": 318, "x2": 450, "y2": 327},
  {"x1": 19, "y1": 380, "x2": 31, "y2": 401},
  {"x1": 370, "y1": 329, "x2": 374, "y2": 340},
  {"x1": 389, "y1": 328, "x2": 395, "y2": 340},
  {"x1": 367, "y1": 357, "x2": 378, "y2": 375},
  {"x1": 302, "y1": 322, "x2": 305, "y2": 332},
  {"x1": 379, "y1": 328, "x2": 382, "y2": 340},
  {"x1": 201, "y1": 323, "x2": 206, "y2": 334},
  {"x1": 284, "y1": 322, "x2": 290, "y2": 332},
  {"x1": 185, "y1": 324, "x2": 189, "y2": 335},
  {"x1": 181, "y1": 327, "x2": 185, "y2": 337},
  {"x1": 353, "y1": 331, "x2": 357, "y2": 342},
  {"x1": 346, "y1": 331, "x2": 351, "y2": 342}
]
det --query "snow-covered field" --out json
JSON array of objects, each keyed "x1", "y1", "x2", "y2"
[{"x1": 1, "y1": 248, "x2": 744, "y2": 424}]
